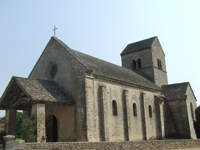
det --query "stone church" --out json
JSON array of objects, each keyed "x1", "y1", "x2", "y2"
[{"x1": 0, "y1": 36, "x2": 197, "y2": 142}]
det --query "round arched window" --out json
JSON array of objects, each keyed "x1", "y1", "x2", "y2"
[
  {"x1": 133, "y1": 103, "x2": 137, "y2": 117},
  {"x1": 46, "y1": 62, "x2": 58, "y2": 79},
  {"x1": 112, "y1": 100, "x2": 118, "y2": 116},
  {"x1": 149, "y1": 105, "x2": 152, "y2": 118}
]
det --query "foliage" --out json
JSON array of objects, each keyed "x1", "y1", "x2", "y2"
[
  {"x1": 194, "y1": 106, "x2": 200, "y2": 138},
  {"x1": 16, "y1": 112, "x2": 23, "y2": 138},
  {"x1": 0, "y1": 131, "x2": 6, "y2": 143},
  {"x1": 0, "y1": 116, "x2": 5, "y2": 120},
  {"x1": 20, "y1": 116, "x2": 37, "y2": 142}
]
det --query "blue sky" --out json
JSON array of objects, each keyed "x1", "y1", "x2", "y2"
[{"x1": 0, "y1": 1, "x2": 200, "y2": 117}]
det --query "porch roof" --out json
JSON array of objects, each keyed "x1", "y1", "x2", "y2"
[{"x1": 0, "y1": 76, "x2": 74, "y2": 110}]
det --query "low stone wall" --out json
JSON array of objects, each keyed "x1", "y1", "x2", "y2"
[{"x1": 25, "y1": 139, "x2": 200, "y2": 150}]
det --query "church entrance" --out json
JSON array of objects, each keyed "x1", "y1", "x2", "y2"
[{"x1": 46, "y1": 115, "x2": 58, "y2": 142}]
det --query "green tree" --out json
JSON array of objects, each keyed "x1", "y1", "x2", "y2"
[
  {"x1": 16, "y1": 112, "x2": 23, "y2": 138},
  {"x1": 0, "y1": 116, "x2": 5, "y2": 120},
  {"x1": 0, "y1": 111, "x2": 23, "y2": 138},
  {"x1": 20, "y1": 116, "x2": 37, "y2": 142},
  {"x1": 194, "y1": 106, "x2": 200, "y2": 138}
]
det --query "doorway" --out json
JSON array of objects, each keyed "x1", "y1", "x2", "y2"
[{"x1": 46, "y1": 115, "x2": 58, "y2": 142}]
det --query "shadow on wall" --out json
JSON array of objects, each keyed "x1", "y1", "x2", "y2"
[{"x1": 194, "y1": 106, "x2": 200, "y2": 138}]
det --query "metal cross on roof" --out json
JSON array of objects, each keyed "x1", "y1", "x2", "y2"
[{"x1": 52, "y1": 26, "x2": 57, "y2": 36}]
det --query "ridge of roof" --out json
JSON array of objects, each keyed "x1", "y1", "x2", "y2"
[
  {"x1": 121, "y1": 36, "x2": 157, "y2": 56},
  {"x1": 162, "y1": 82, "x2": 189, "y2": 87},
  {"x1": 53, "y1": 37, "x2": 161, "y2": 91}
]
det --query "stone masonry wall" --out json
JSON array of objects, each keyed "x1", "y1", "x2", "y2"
[
  {"x1": 31, "y1": 103, "x2": 46, "y2": 142},
  {"x1": 85, "y1": 76, "x2": 162, "y2": 142},
  {"x1": 121, "y1": 48, "x2": 155, "y2": 83},
  {"x1": 165, "y1": 100, "x2": 190, "y2": 139},
  {"x1": 121, "y1": 38, "x2": 168, "y2": 88},
  {"x1": 151, "y1": 37, "x2": 168, "y2": 87},
  {"x1": 186, "y1": 85, "x2": 197, "y2": 139},
  {"x1": 45, "y1": 105, "x2": 76, "y2": 142},
  {"x1": 25, "y1": 139, "x2": 200, "y2": 150},
  {"x1": 29, "y1": 37, "x2": 87, "y2": 141}
]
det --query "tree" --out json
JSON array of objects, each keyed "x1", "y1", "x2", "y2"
[
  {"x1": 20, "y1": 116, "x2": 37, "y2": 142},
  {"x1": 194, "y1": 106, "x2": 200, "y2": 138},
  {"x1": 0, "y1": 111, "x2": 23, "y2": 138},
  {"x1": 16, "y1": 112, "x2": 23, "y2": 138}
]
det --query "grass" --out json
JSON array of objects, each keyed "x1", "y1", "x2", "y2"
[{"x1": 16, "y1": 138, "x2": 22, "y2": 140}]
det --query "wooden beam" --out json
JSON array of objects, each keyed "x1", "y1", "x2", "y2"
[
  {"x1": 11, "y1": 98, "x2": 31, "y2": 107},
  {"x1": 0, "y1": 107, "x2": 31, "y2": 110}
]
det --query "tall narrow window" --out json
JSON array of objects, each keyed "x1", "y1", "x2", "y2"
[
  {"x1": 157, "y1": 59, "x2": 162, "y2": 70},
  {"x1": 133, "y1": 103, "x2": 137, "y2": 117},
  {"x1": 160, "y1": 60, "x2": 162, "y2": 70},
  {"x1": 149, "y1": 105, "x2": 152, "y2": 117},
  {"x1": 137, "y1": 58, "x2": 142, "y2": 68},
  {"x1": 190, "y1": 103, "x2": 194, "y2": 120},
  {"x1": 112, "y1": 100, "x2": 118, "y2": 116},
  {"x1": 132, "y1": 60, "x2": 136, "y2": 70},
  {"x1": 157, "y1": 59, "x2": 160, "y2": 69}
]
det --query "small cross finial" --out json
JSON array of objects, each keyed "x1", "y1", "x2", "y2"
[{"x1": 52, "y1": 26, "x2": 57, "y2": 36}]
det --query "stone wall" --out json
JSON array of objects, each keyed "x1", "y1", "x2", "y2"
[
  {"x1": 121, "y1": 37, "x2": 168, "y2": 88},
  {"x1": 29, "y1": 37, "x2": 87, "y2": 141},
  {"x1": 121, "y1": 48, "x2": 155, "y2": 83},
  {"x1": 186, "y1": 85, "x2": 197, "y2": 139},
  {"x1": 45, "y1": 105, "x2": 76, "y2": 142},
  {"x1": 85, "y1": 76, "x2": 163, "y2": 142},
  {"x1": 24, "y1": 139, "x2": 200, "y2": 150},
  {"x1": 164, "y1": 99, "x2": 191, "y2": 139}
]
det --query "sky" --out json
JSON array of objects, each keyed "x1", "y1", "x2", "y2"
[{"x1": 0, "y1": 1, "x2": 200, "y2": 117}]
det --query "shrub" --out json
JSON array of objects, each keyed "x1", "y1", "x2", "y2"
[
  {"x1": 0, "y1": 131, "x2": 6, "y2": 143},
  {"x1": 20, "y1": 116, "x2": 37, "y2": 142},
  {"x1": 16, "y1": 112, "x2": 23, "y2": 138}
]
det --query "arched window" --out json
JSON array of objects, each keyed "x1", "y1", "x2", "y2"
[
  {"x1": 133, "y1": 103, "x2": 137, "y2": 117},
  {"x1": 157, "y1": 59, "x2": 162, "y2": 70},
  {"x1": 137, "y1": 58, "x2": 142, "y2": 68},
  {"x1": 132, "y1": 60, "x2": 136, "y2": 70},
  {"x1": 149, "y1": 105, "x2": 152, "y2": 117},
  {"x1": 112, "y1": 100, "x2": 118, "y2": 116},
  {"x1": 160, "y1": 60, "x2": 162, "y2": 70},
  {"x1": 157, "y1": 59, "x2": 160, "y2": 69},
  {"x1": 190, "y1": 103, "x2": 194, "y2": 120}
]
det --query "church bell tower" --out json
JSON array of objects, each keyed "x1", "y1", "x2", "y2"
[{"x1": 120, "y1": 36, "x2": 168, "y2": 87}]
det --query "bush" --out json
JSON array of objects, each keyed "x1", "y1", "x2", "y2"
[
  {"x1": 20, "y1": 116, "x2": 37, "y2": 142},
  {"x1": 0, "y1": 131, "x2": 6, "y2": 143},
  {"x1": 16, "y1": 112, "x2": 23, "y2": 138}
]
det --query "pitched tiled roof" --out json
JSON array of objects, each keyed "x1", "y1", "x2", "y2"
[
  {"x1": 54, "y1": 37, "x2": 161, "y2": 91},
  {"x1": 0, "y1": 76, "x2": 74, "y2": 107},
  {"x1": 162, "y1": 82, "x2": 189, "y2": 100},
  {"x1": 121, "y1": 36, "x2": 157, "y2": 56},
  {"x1": 14, "y1": 77, "x2": 74, "y2": 104}
]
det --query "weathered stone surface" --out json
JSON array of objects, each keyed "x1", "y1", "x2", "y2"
[
  {"x1": 5, "y1": 110, "x2": 17, "y2": 136},
  {"x1": 0, "y1": 36, "x2": 197, "y2": 143},
  {"x1": 3, "y1": 135, "x2": 25, "y2": 150},
  {"x1": 24, "y1": 139, "x2": 200, "y2": 150},
  {"x1": 121, "y1": 37, "x2": 168, "y2": 87},
  {"x1": 31, "y1": 104, "x2": 46, "y2": 143}
]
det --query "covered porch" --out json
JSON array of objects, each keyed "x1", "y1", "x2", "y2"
[{"x1": 0, "y1": 76, "x2": 74, "y2": 142}]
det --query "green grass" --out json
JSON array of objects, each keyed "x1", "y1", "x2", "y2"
[{"x1": 15, "y1": 138, "x2": 22, "y2": 140}]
